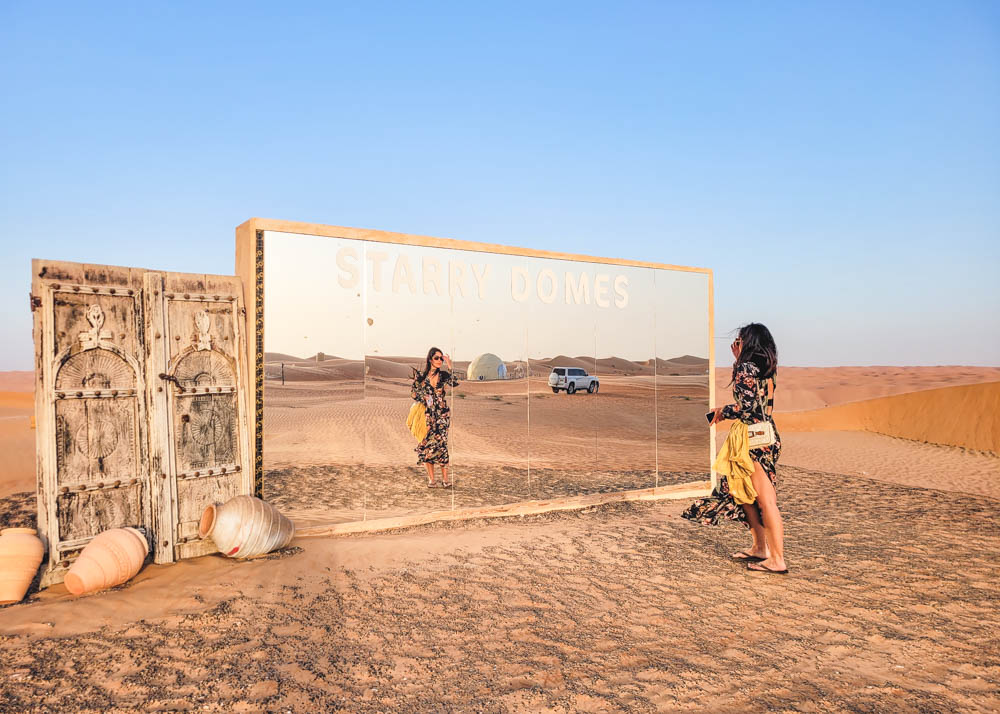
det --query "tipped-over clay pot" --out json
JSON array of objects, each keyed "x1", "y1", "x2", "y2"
[
  {"x1": 0, "y1": 528, "x2": 45, "y2": 605},
  {"x1": 199, "y1": 495, "x2": 295, "y2": 558},
  {"x1": 65, "y1": 527, "x2": 149, "y2": 596}
]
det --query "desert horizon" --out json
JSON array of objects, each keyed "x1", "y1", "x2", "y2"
[{"x1": 4, "y1": 364, "x2": 999, "y2": 501}]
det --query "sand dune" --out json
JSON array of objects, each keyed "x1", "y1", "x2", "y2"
[
  {"x1": 268, "y1": 355, "x2": 709, "y2": 381},
  {"x1": 365, "y1": 358, "x2": 414, "y2": 379},
  {"x1": 532, "y1": 355, "x2": 595, "y2": 371},
  {"x1": 263, "y1": 351, "x2": 308, "y2": 363},
  {"x1": 779, "y1": 381, "x2": 1000, "y2": 453},
  {"x1": 667, "y1": 354, "x2": 711, "y2": 366},
  {"x1": 267, "y1": 359, "x2": 364, "y2": 381},
  {"x1": 0, "y1": 371, "x2": 33, "y2": 393},
  {"x1": 0, "y1": 391, "x2": 34, "y2": 498},
  {"x1": 716, "y1": 365, "x2": 1000, "y2": 412},
  {"x1": 595, "y1": 357, "x2": 652, "y2": 375},
  {"x1": 779, "y1": 430, "x2": 1000, "y2": 499}
]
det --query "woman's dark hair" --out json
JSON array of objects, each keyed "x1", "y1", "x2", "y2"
[
  {"x1": 731, "y1": 323, "x2": 778, "y2": 383},
  {"x1": 416, "y1": 346, "x2": 446, "y2": 384}
]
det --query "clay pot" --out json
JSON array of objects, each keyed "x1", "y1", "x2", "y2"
[
  {"x1": 65, "y1": 527, "x2": 149, "y2": 596},
  {"x1": 0, "y1": 528, "x2": 45, "y2": 605},
  {"x1": 199, "y1": 495, "x2": 295, "y2": 558}
]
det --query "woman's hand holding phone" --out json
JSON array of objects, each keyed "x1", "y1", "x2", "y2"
[{"x1": 706, "y1": 407, "x2": 724, "y2": 425}]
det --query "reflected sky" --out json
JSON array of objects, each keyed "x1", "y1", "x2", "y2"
[{"x1": 265, "y1": 230, "x2": 708, "y2": 362}]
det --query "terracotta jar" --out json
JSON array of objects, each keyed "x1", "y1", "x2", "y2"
[
  {"x1": 64, "y1": 527, "x2": 149, "y2": 596},
  {"x1": 0, "y1": 528, "x2": 45, "y2": 605},
  {"x1": 199, "y1": 495, "x2": 295, "y2": 558}
]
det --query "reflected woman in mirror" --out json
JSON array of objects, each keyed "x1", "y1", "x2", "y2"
[
  {"x1": 682, "y1": 323, "x2": 787, "y2": 574},
  {"x1": 411, "y1": 346, "x2": 460, "y2": 488}
]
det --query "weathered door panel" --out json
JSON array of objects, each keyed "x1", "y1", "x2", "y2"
[
  {"x1": 144, "y1": 273, "x2": 252, "y2": 563},
  {"x1": 32, "y1": 260, "x2": 152, "y2": 587},
  {"x1": 55, "y1": 485, "x2": 145, "y2": 542}
]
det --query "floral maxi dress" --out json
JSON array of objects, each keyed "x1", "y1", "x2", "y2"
[
  {"x1": 681, "y1": 361, "x2": 782, "y2": 528},
  {"x1": 411, "y1": 371, "x2": 460, "y2": 465}
]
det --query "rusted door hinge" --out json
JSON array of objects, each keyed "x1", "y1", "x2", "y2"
[{"x1": 29, "y1": 293, "x2": 42, "y2": 312}]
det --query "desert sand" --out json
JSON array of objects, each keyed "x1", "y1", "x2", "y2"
[
  {"x1": 2, "y1": 365, "x2": 999, "y2": 711},
  {"x1": 262, "y1": 354, "x2": 711, "y2": 525},
  {"x1": 0, "y1": 373, "x2": 35, "y2": 500}
]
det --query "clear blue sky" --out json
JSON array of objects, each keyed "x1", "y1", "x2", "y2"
[{"x1": 2, "y1": 1, "x2": 997, "y2": 369}]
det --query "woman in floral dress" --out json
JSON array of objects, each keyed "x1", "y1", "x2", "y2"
[
  {"x1": 411, "y1": 346, "x2": 460, "y2": 488},
  {"x1": 682, "y1": 323, "x2": 788, "y2": 574}
]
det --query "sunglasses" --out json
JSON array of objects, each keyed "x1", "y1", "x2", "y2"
[{"x1": 432, "y1": 355, "x2": 443, "y2": 362}]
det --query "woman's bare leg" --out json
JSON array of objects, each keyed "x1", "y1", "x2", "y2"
[
  {"x1": 424, "y1": 463, "x2": 437, "y2": 486},
  {"x1": 749, "y1": 461, "x2": 786, "y2": 571},
  {"x1": 735, "y1": 503, "x2": 769, "y2": 559},
  {"x1": 440, "y1": 464, "x2": 451, "y2": 487}
]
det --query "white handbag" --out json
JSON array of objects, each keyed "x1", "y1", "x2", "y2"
[{"x1": 746, "y1": 377, "x2": 777, "y2": 449}]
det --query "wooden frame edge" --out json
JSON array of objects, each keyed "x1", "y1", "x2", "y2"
[
  {"x1": 235, "y1": 223, "x2": 263, "y2": 496},
  {"x1": 237, "y1": 217, "x2": 711, "y2": 274},
  {"x1": 708, "y1": 269, "x2": 716, "y2": 490},
  {"x1": 294, "y1": 481, "x2": 712, "y2": 538}
]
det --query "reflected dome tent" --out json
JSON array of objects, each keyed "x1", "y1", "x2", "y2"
[{"x1": 467, "y1": 353, "x2": 508, "y2": 381}]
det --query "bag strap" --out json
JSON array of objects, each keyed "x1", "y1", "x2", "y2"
[{"x1": 757, "y1": 373, "x2": 776, "y2": 419}]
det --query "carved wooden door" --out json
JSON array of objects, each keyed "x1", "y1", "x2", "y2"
[
  {"x1": 32, "y1": 261, "x2": 252, "y2": 585},
  {"x1": 144, "y1": 272, "x2": 252, "y2": 563},
  {"x1": 32, "y1": 261, "x2": 152, "y2": 586}
]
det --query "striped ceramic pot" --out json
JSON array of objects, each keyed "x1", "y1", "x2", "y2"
[{"x1": 198, "y1": 495, "x2": 295, "y2": 559}]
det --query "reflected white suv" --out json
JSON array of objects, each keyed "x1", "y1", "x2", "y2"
[{"x1": 548, "y1": 367, "x2": 599, "y2": 394}]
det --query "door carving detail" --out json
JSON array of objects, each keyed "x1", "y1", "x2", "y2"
[
  {"x1": 169, "y1": 350, "x2": 238, "y2": 472},
  {"x1": 194, "y1": 310, "x2": 213, "y2": 351}
]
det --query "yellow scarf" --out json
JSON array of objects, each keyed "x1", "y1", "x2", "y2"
[
  {"x1": 713, "y1": 422, "x2": 757, "y2": 506},
  {"x1": 406, "y1": 401, "x2": 429, "y2": 441}
]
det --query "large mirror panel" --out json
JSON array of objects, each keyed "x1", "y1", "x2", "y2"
[
  {"x1": 255, "y1": 225, "x2": 712, "y2": 528},
  {"x1": 362, "y1": 241, "x2": 456, "y2": 520},
  {"x1": 262, "y1": 232, "x2": 366, "y2": 525},
  {"x1": 653, "y1": 269, "x2": 711, "y2": 485},
  {"x1": 448, "y1": 250, "x2": 531, "y2": 510},
  {"x1": 594, "y1": 265, "x2": 658, "y2": 492},
  {"x1": 525, "y1": 256, "x2": 598, "y2": 499}
]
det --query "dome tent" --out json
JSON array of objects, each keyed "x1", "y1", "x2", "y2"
[{"x1": 467, "y1": 353, "x2": 508, "y2": 381}]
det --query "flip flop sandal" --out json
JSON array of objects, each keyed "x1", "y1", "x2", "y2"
[
  {"x1": 746, "y1": 562, "x2": 789, "y2": 574},
  {"x1": 427, "y1": 482, "x2": 439, "y2": 488},
  {"x1": 731, "y1": 551, "x2": 767, "y2": 562}
]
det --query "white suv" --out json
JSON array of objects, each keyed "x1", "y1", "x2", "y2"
[{"x1": 548, "y1": 367, "x2": 599, "y2": 394}]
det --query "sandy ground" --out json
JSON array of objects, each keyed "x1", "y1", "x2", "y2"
[
  {"x1": 2, "y1": 455, "x2": 999, "y2": 712},
  {"x1": 716, "y1": 364, "x2": 1000, "y2": 412}
]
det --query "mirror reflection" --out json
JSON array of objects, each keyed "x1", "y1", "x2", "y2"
[
  {"x1": 594, "y1": 265, "x2": 658, "y2": 493},
  {"x1": 262, "y1": 233, "x2": 366, "y2": 525},
  {"x1": 524, "y1": 256, "x2": 598, "y2": 499},
  {"x1": 363, "y1": 241, "x2": 458, "y2": 519},
  {"x1": 262, "y1": 230, "x2": 711, "y2": 526},
  {"x1": 449, "y1": 250, "x2": 530, "y2": 511},
  {"x1": 653, "y1": 269, "x2": 711, "y2": 486}
]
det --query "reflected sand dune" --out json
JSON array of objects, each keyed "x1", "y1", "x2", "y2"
[{"x1": 264, "y1": 354, "x2": 710, "y2": 525}]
